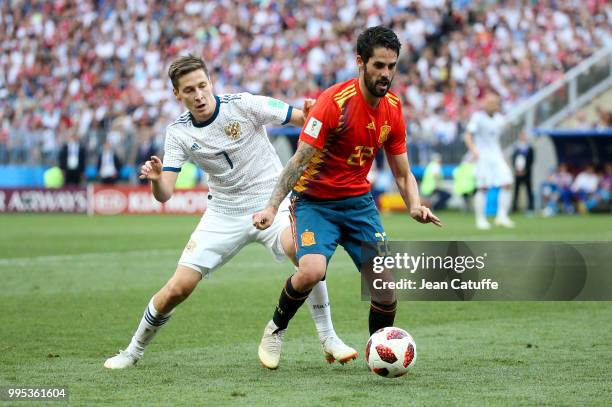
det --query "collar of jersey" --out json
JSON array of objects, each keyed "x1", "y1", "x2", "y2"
[{"x1": 190, "y1": 95, "x2": 221, "y2": 128}]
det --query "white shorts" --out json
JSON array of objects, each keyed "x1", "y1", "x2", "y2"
[
  {"x1": 476, "y1": 154, "x2": 513, "y2": 188},
  {"x1": 178, "y1": 199, "x2": 291, "y2": 275}
]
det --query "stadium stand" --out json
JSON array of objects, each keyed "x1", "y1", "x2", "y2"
[{"x1": 0, "y1": 0, "x2": 610, "y2": 187}]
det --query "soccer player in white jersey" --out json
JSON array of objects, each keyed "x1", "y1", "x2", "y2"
[
  {"x1": 104, "y1": 55, "x2": 356, "y2": 369},
  {"x1": 464, "y1": 91, "x2": 515, "y2": 230}
]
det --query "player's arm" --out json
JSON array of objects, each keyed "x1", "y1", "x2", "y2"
[
  {"x1": 287, "y1": 98, "x2": 316, "y2": 128},
  {"x1": 139, "y1": 156, "x2": 178, "y2": 203},
  {"x1": 387, "y1": 152, "x2": 442, "y2": 227},
  {"x1": 463, "y1": 131, "x2": 479, "y2": 161},
  {"x1": 252, "y1": 142, "x2": 319, "y2": 230}
]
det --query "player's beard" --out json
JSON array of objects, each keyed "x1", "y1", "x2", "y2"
[{"x1": 363, "y1": 66, "x2": 392, "y2": 97}]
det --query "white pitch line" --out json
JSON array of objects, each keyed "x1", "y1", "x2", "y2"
[
  {"x1": 0, "y1": 249, "x2": 177, "y2": 266},
  {"x1": 0, "y1": 249, "x2": 357, "y2": 268}
]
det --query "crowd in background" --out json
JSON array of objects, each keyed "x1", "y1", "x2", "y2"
[
  {"x1": 1, "y1": 0, "x2": 611, "y2": 171},
  {"x1": 541, "y1": 162, "x2": 611, "y2": 215},
  {"x1": 566, "y1": 106, "x2": 612, "y2": 129}
]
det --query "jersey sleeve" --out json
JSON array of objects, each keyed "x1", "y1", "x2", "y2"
[
  {"x1": 162, "y1": 128, "x2": 187, "y2": 172},
  {"x1": 240, "y1": 92, "x2": 293, "y2": 127},
  {"x1": 466, "y1": 112, "x2": 480, "y2": 133},
  {"x1": 298, "y1": 92, "x2": 339, "y2": 150},
  {"x1": 384, "y1": 103, "x2": 408, "y2": 156}
]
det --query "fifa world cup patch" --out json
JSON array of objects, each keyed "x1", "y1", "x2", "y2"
[
  {"x1": 224, "y1": 121, "x2": 242, "y2": 139},
  {"x1": 301, "y1": 230, "x2": 316, "y2": 246},
  {"x1": 184, "y1": 240, "x2": 197, "y2": 253},
  {"x1": 304, "y1": 117, "x2": 322, "y2": 139}
]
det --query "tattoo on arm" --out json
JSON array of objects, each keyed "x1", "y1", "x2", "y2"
[{"x1": 267, "y1": 143, "x2": 318, "y2": 210}]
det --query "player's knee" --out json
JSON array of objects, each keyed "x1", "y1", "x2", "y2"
[
  {"x1": 163, "y1": 280, "x2": 194, "y2": 304},
  {"x1": 376, "y1": 292, "x2": 397, "y2": 305},
  {"x1": 296, "y1": 255, "x2": 326, "y2": 286}
]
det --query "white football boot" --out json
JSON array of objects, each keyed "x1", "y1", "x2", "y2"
[
  {"x1": 103, "y1": 350, "x2": 139, "y2": 369},
  {"x1": 476, "y1": 218, "x2": 491, "y2": 230},
  {"x1": 494, "y1": 216, "x2": 515, "y2": 228},
  {"x1": 258, "y1": 320, "x2": 286, "y2": 370},
  {"x1": 322, "y1": 336, "x2": 358, "y2": 364}
]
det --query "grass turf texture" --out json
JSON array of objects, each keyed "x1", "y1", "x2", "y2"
[{"x1": 1, "y1": 212, "x2": 611, "y2": 406}]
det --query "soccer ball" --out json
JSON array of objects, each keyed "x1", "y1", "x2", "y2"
[{"x1": 365, "y1": 327, "x2": 417, "y2": 378}]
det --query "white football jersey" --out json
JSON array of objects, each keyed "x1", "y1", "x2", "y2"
[
  {"x1": 466, "y1": 111, "x2": 506, "y2": 156},
  {"x1": 162, "y1": 93, "x2": 293, "y2": 216}
]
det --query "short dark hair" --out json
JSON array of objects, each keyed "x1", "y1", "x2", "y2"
[
  {"x1": 168, "y1": 54, "x2": 210, "y2": 90},
  {"x1": 356, "y1": 26, "x2": 401, "y2": 63}
]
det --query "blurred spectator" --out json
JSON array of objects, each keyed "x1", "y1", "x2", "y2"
[
  {"x1": 571, "y1": 164, "x2": 601, "y2": 214},
  {"x1": 133, "y1": 126, "x2": 160, "y2": 184},
  {"x1": 581, "y1": 163, "x2": 611, "y2": 213},
  {"x1": 58, "y1": 133, "x2": 87, "y2": 186},
  {"x1": 452, "y1": 154, "x2": 476, "y2": 212},
  {"x1": 542, "y1": 163, "x2": 574, "y2": 216},
  {"x1": 0, "y1": 0, "x2": 610, "y2": 169},
  {"x1": 594, "y1": 163, "x2": 612, "y2": 211},
  {"x1": 421, "y1": 153, "x2": 451, "y2": 210},
  {"x1": 97, "y1": 142, "x2": 122, "y2": 184},
  {"x1": 566, "y1": 108, "x2": 612, "y2": 129},
  {"x1": 0, "y1": 110, "x2": 8, "y2": 164},
  {"x1": 511, "y1": 131, "x2": 535, "y2": 213},
  {"x1": 594, "y1": 106, "x2": 612, "y2": 128}
]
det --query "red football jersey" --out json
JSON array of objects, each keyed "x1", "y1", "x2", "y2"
[{"x1": 295, "y1": 78, "x2": 407, "y2": 199}]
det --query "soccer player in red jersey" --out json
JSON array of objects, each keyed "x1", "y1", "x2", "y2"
[{"x1": 253, "y1": 26, "x2": 441, "y2": 369}]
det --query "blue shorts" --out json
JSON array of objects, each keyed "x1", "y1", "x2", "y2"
[{"x1": 289, "y1": 192, "x2": 387, "y2": 270}]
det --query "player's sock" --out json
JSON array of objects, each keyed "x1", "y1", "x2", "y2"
[
  {"x1": 126, "y1": 298, "x2": 174, "y2": 358},
  {"x1": 272, "y1": 276, "x2": 312, "y2": 331},
  {"x1": 497, "y1": 188, "x2": 511, "y2": 219},
  {"x1": 474, "y1": 190, "x2": 487, "y2": 223},
  {"x1": 305, "y1": 277, "x2": 335, "y2": 343},
  {"x1": 369, "y1": 300, "x2": 397, "y2": 335}
]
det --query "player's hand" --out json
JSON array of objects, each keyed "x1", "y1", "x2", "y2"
[
  {"x1": 139, "y1": 155, "x2": 163, "y2": 181},
  {"x1": 303, "y1": 98, "x2": 315, "y2": 117},
  {"x1": 410, "y1": 205, "x2": 442, "y2": 227},
  {"x1": 252, "y1": 206, "x2": 277, "y2": 230}
]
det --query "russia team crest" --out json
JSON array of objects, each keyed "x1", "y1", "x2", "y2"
[
  {"x1": 184, "y1": 240, "x2": 197, "y2": 253},
  {"x1": 224, "y1": 122, "x2": 242, "y2": 139}
]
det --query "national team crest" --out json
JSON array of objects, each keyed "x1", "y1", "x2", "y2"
[
  {"x1": 301, "y1": 230, "x2": 316, "y2": 247},
  {"x1": 224, "y1": 121, "x2": 242, "y2": 140},
  {"x1": 378, "y1": 125, "x2": 391, "y2": 144},
  {"x1": 184, "y1": 240, "x2": 196, "y2": 253}
]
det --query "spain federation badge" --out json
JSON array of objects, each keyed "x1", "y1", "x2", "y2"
[
  {"x1": 378, "y1": 124, "x2": 391, "y2": 144},
  {"x1": 224, "y1": 121, "x2": 242, "y2": 140},
  {"x1": 301, "y1": 230, "x2": 316, "y2": 247}
]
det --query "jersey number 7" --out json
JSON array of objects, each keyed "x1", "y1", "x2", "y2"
[{"x1": 215, "y1": 151, "x2": 234, "y2": 169}]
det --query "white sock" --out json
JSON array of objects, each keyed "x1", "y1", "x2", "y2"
[
  {"x1": 304, "y1": 274, "x2": 336, "y2": 343},
  {"x1": 474, "y1": 190, "x2": 487, "y2": 223},
  {"x1": 497, "y1": 188, "x2": 511, "y2": 219},
  {"x1": 126, "y1": 298, "x2": 173, "y2": 359}
]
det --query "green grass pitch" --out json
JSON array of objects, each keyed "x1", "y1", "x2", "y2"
[{"x1": 1, "y1": 212, "x2": 611, "y2": 406}]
